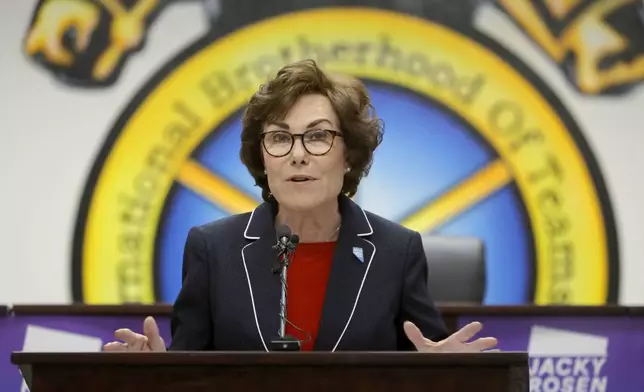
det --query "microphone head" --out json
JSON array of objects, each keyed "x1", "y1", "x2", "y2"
[
  {"x1": 290, "y1": 234, "x2": 300, "y2": 245},
  {"x1": 276, "y1": 225, "x2": 291, "y2": 241}
]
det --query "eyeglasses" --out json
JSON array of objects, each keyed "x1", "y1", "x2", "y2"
[{"x1": 260, "y1": 129, "x2": 343, "y2": 157}]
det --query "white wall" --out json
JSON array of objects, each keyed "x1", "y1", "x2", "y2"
[
  {"x1": 0, "y1": 0, "x2": 642, "y2": 304},
  {"x1": 474, "y1": 4, "x2": 644, "y2": 304},
  {"x1": 0, "y1": 0, "x2": 208, "y2": 303}
]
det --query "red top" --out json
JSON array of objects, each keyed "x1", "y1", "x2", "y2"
[{"x1": 285, "y1": 241, "x2": 336, "y2": 351}]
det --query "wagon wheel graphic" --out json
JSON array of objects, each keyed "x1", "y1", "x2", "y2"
[{"x1": 72, "y1": 9, "x2": 618, "y2": 306}]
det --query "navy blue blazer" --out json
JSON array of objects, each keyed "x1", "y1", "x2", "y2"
[{"x1": 168, "y1": 195, "x2": 448, "y2": 351}]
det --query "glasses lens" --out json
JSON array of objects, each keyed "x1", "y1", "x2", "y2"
[
  {"x1": 304, "y1": 130, "x2": 334, "y2": 155},
  {"x1": 263, "y1": 131, "x2": 292, "y2": 156}
]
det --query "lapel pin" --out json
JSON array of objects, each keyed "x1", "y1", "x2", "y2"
[{"x1": 353, "y1": 246, "x2": 364, "y2": 263}]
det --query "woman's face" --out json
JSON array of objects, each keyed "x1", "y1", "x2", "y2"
[{"x1": 262, "y1": 93, "x2": 347, "y2": 212}]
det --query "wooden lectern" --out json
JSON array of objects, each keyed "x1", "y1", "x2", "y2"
[{"x1": 12, "y1": 351, "x2": 528, "y2": 391}]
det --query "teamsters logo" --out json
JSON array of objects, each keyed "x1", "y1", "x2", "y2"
[{"x1": 22, "y1": 1, "x2": 640, "y2": 305}]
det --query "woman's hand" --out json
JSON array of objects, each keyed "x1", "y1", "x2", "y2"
[
  {"x1": 103, "y1": 316, "x2": 166, "y2": 352},
  {"x1": 404, "y1": 321, "x2": 498, "y2": 353}
]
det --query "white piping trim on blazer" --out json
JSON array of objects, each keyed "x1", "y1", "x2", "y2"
[
  {"x1": 357, "y1": 205, "x2": 373, "y2": 236},
  {"x1": 244, "y1": 203, "x2": 373, "y2": 239},
  {"x1": 241, "y1": 241, "x2": 269, "y2": 352},
  {"x1": 243, "y1": 207, "x2": 259, "y2": 240},
  {"x1": 331, "y1": 237, "x2": 376, "y2": 352},
  {"x1": 242, "y1": 203, "x2": 375, "y2": 352},
  {"x1": 242, "y1": 205, "x2": 267, "y2": 351}
]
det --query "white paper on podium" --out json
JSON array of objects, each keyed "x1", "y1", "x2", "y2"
[{"x1": 19, "y1": 324, "x2": 103, "y2": 392}]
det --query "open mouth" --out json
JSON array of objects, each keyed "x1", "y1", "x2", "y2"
[{"x1": 288, "y1": 176, "x2": 316, "y2": 183}]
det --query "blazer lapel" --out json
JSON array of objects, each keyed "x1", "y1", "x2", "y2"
[
  {"x1": 241, "y1": 202, "x2": 282, "y2": 351},
  {"x1": 314, "y1": 196, "x2": 375, "y2": 351}
]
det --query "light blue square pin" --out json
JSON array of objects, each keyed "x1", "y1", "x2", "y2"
[{"x1": 352, "y1": 246, "x2": 364, "y2": 263}]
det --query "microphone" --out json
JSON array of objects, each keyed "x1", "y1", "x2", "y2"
[
  {"x1": 276, "y1": 224, "x2": 291, "y2": 249},
  {"x1": 271, "y1": 225, "x2": 293, "y2": 274},
  {"x1": 269, "y1": 225, "x2": 301, "y2": 351},
  {"x1": 290, "y1": 234, "x2": 300, "y2": 247}
]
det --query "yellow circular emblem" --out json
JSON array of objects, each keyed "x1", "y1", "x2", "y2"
[{"x1": 73, "y1": 8, "x2": 617, "y2": 305}]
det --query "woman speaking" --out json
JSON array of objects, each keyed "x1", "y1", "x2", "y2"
[{"x1": 104, "y1": 59, "x2": 497, "y2": 353}]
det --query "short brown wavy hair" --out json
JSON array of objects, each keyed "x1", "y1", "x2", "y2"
[{"x1": 240, "y1": 59, "x2": 384, "y2": 202}]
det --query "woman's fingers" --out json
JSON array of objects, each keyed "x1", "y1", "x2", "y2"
[{"x1": 103, "y1": 341, "x2": 128, "y2": 351}]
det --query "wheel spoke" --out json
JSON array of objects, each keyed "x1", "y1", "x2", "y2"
[
  {"x1": 400, "y1": 160, "x2": 512, "y2": 233},
  {"x1": 176, "y1": 160, "x2": 260, "y2": 214}
]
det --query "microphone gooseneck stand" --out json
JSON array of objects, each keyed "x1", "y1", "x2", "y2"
[{"x1": 269, "y1": 228, "x2": 301, "y2": 351}]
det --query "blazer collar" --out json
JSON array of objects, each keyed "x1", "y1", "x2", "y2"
[
  {"x1": 244, "y1": 194, "x2": 373, "y2": 240},
  {"x1": 241, "y1": 194, "x2": 376, "y2": 352}
]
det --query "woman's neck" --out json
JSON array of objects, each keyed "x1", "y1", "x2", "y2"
[{"x1": 275, "y1": 201, "x2": 341, "y2": 243}]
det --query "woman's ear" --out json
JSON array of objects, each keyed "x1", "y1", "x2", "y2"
[{"x1": 344, "y1": 155, "x2": 351, "y2": 174}]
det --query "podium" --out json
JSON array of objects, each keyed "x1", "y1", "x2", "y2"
[{"x1": 12, "y1": 351, "x2": 528, "y2": 391}]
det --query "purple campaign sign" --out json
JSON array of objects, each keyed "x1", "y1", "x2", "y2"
[
  {"x1": 0, "y1": 314, "x2": 171, "y2": 392},
  {"x1": 4, "y1": 313, "x2": 642, "y2": 391},
  {"x1": 458, "y1": 315, "x2": 644, "y2": 392}
]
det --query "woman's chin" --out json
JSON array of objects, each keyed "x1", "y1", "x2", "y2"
[{"x1": 276, "y1": 196, "x2": 328, "y2": 213}]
